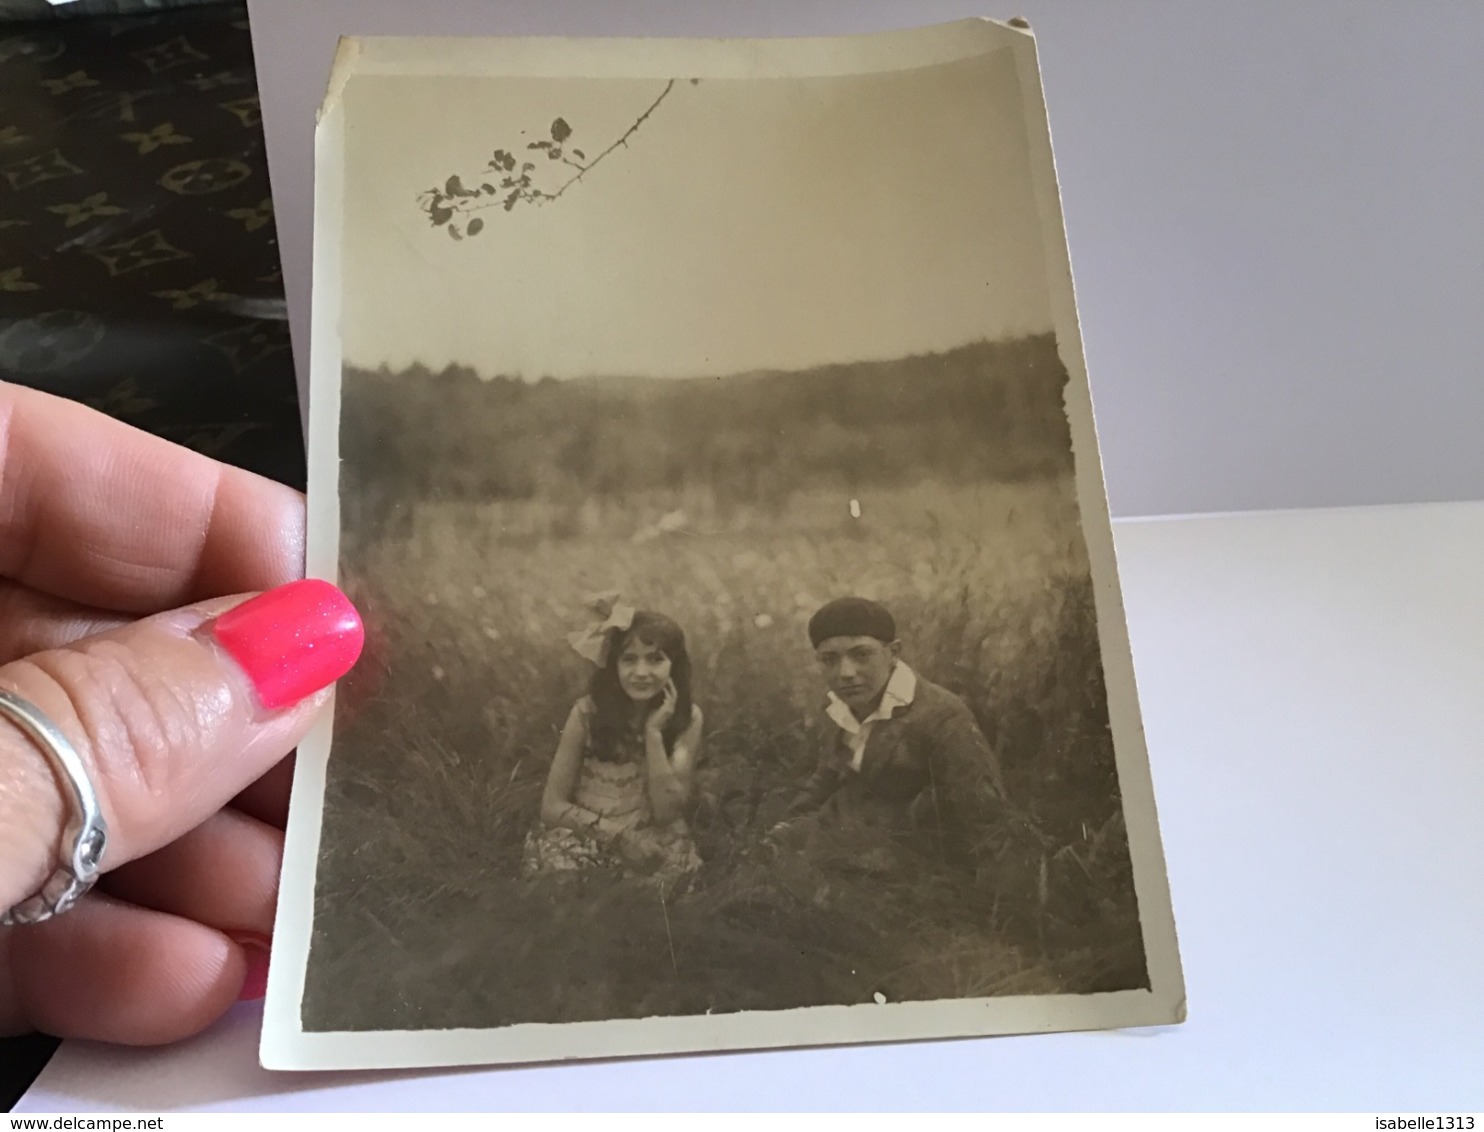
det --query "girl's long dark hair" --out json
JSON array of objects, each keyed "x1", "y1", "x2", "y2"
[{"x1": 588, "y1": 611, "x2": 694, "y2": 763}]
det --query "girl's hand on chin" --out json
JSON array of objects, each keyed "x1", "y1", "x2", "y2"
[{"x1": 646, "y1": 679, "x2": 678, "y2": 734}]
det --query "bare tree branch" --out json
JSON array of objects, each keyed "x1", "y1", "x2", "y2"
[{"x1": 543, "y1": 79, "x2": 675, "y2": 203}]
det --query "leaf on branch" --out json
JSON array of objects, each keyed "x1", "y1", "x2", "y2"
[
  {"x1": 445, "y1": 174, "x2": 473, "y2": 198},
  {"x1": 504, "y1": 189, "x2": 520, "y2": 211},
  {"x1": 522, "y1": 162, "x2": 535, "y2": 172},
  {"x1": 528, "y1": 140, "x2": 550, "y2": 150},
  {"x1": 548, "y1": 147, "x2": 561, "y2": 160},
  {"x1": 572, "y1": 149, "x2": 585, "y2": 160},
  {"x1": 550, "y1": 117, "x2": 572, "y2": 142},
  {"x1": 481, "y1": 183, "x2": 496, "y2": 193},
  {"x1": 467, "y1": 217, "x2": 484, "y2": 236},
  {"x1": 449, "y1": 224, "x2": 463, "y2": 240},
  {"x1": 429, "y1": 203, "x2": 453, "y2": 226}
]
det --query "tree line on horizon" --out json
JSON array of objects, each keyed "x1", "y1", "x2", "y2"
[{"x1": 339, "y1": 334, "x2": 1075, "y2": 529}]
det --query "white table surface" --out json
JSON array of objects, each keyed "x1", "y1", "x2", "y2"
[{"x1": 18, "y1": 502, "x2": 1484, "y2": 1111}]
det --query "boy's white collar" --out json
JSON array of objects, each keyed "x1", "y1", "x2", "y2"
[{"x1": 826, "y1": 662, "x2": 918, "y2": 733}]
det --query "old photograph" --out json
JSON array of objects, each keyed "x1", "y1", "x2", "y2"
[{"x1": 266, "y1": 20, "x2": 1183, "y2": 1070}]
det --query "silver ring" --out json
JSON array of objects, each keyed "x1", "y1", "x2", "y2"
[{"x1": 0, "y1": 689, "x2": 108, "y2": 926}]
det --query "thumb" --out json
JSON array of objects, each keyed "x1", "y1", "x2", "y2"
[{"x1": 0, "y1": 579, "x2": 363, "y2": 909}]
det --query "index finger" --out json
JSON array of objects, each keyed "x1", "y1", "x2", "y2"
[{"x1": 0, "y1": 382, "x2": 305, "y2": 613}]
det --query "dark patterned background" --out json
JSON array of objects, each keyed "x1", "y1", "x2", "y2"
[
  {"x1": 0, "y1": 0, "x2": 303, "y2": 489},
  {"x1": 1, "y1": 0, "x2": 298, "y2": 1106}
]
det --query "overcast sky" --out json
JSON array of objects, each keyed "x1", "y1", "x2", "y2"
[{"x1": 340, "y1": 46, "x2": 1053, "y2": 379}]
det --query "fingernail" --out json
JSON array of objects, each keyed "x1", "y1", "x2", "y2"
[
  {"x1": 237, "y1": 943, "x2": 270, "y2": 1002},
  {"x1": 211, "y1": 579, "x2": 364, "y2": 711}
]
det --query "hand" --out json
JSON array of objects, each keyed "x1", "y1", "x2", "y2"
[
  {"x1": 761, "y1": 819, "x2": 795, "y2": 855},
  {"x1": 645, "y1": 678, "x2": 678, "y2": 736},
  {"x1": 615, "y1": 826, "x2": 667, "y2": 866},
  {"x1": 0, "y1": 384, "x2": 364, "y2": 1045}
]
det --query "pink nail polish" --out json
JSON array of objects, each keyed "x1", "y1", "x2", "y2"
[
  {"x1": 238, "y1": 944, "x2": 270, "y2": 1002},
  {"x1": 211, "y1": 579, "x2": 364, "y2": 711}
]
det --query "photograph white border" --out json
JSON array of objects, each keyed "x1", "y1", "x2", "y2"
[{"x1": 263, "y1": 17, "x2": 1185, "y2": 1072}]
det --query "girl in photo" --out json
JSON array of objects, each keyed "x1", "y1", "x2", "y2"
[{"x1": 524, "y1": 595, "x2": 703, "y2": 886}]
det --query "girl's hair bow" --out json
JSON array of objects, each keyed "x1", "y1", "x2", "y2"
[{"x1": 566, "y1": 590, "x2": 636, "y2": 666}]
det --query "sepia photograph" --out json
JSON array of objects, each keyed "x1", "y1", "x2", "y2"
[{"x1": 266, "y1": 20, "x2": 1184, "y2": 1070}]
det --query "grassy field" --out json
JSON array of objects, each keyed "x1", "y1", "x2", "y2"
[{"x1": 302, "y1": 339, "x2": 1148, "y2": 1031}]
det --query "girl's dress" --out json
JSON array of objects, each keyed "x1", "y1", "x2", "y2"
[{"x1": 523, "y1": 697, "x2": 701, "y2": 887}]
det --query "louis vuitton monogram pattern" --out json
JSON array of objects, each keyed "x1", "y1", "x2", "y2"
[{"x1": 0, "y1": 2, "x2": 303, "y2": 489}]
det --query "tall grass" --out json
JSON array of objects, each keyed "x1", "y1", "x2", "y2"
[{"x1": 304, "y1": 471, "x2": 1147, "y2": 1031}]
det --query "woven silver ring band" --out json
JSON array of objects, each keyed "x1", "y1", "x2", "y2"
[{"x1": 0, "y1": 689, "x2": 108, "y2": 927}]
